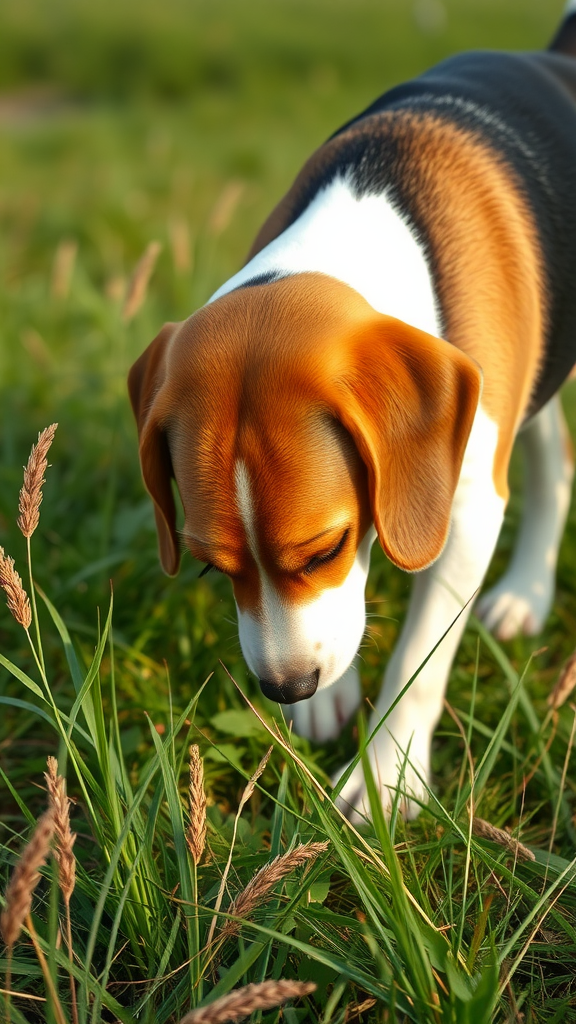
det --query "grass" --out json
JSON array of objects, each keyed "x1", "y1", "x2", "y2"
[{"x1": 1, "y1": 0, "x2": 576, "y2": 1019}]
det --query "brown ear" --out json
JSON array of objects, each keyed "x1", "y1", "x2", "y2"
[
  {"x1": 331, "y1": 316, "x2": 482, "y2": 572},
  {"x1": 128, "y1": 323, "x2": 181, "y2": 576}
]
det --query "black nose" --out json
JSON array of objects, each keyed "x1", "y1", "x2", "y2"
[{"x1": 259, "y1": 669, "x2": 319, "y2": 704}]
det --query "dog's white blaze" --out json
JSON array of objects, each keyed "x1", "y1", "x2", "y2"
[
  {"x1": 234, "y1": 458, "x2": 375, "y2": 688},
  {"x1": 234, "y1": 460, "x2": 259, "y2": 562},
  {"x1": 209, "y1": 175, "x2": 441, "y2": 339}
]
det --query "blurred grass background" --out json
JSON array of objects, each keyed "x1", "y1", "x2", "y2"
[
  {"x1": 0, "y1": 0, "x2": 574, "y2": 838},
  {"x1": 4, "y1": 2, "x2": 576, "y2": 1019}
]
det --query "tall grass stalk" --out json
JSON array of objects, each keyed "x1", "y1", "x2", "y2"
[
  {"x1": 207, "y1": 746, "x2": 272, "y2": 947},
  {"x1": 18, "y1": 423, "x2": 58, "y2": 677}
]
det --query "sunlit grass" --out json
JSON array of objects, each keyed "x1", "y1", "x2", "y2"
[
  {"x1": 2, "y1": 468, "x2": 576, "y2": 1021},
  {"x1": 1, "y1": 0, "x2": 576, "y2": 1019}
]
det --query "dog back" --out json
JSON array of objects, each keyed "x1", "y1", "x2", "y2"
[{"x1": 250, "y1": 49, "x2": 576, "y2": 421}]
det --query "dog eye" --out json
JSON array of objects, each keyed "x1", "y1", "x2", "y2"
[{"x1": 303, "y1": 529, "x2": 349, "y2": 575}]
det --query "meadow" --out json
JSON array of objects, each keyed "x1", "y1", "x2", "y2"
[{"x1": 1, "y1": 0, "x2": 576, "y2": 1020}]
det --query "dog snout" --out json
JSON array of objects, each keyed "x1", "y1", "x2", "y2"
[{"x1": 259, "y1": 668, "x2": 320, "y2": 704}]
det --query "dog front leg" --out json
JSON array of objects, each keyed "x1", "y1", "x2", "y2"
[
  {"x1": 336, "y1": 410, "x2": 506, "y2": 821},
  {"x1": 476, "y1": 395, "x2": 574, "y2": 639}
]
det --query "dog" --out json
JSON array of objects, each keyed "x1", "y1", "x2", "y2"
[{"x1": 129, "y1": 6, "x2": 576, "y2": 821}]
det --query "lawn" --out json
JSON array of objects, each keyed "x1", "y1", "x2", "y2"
[{"x1": 1, "y1": 0, "x2": 576, "y2": 1021}]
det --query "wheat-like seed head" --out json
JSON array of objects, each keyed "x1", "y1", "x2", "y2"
[
  {"x1": 208, "y1": 181, "x2": 245, "y2": 237},
  {"x1": 0, "y1": 547, "x2": 32, "y2": 629},
  {"x1": 178, "y1": 980, "x2": 316, "y2": 1024},
  {"x1": 45, "y1": 757, "x2": 76, "y2": 907},
  {"x1": 186, "y1": 744, "x2": 207, "y2": 866},
  {"x1": 472, "y1": 817, "x2": 534, "y2": 862},
  {"x1": 0, "y1": 810, "x2": 55, "y2": 949},
  {"x1": 222, "y1": 840, "x2": 329, "y2": 937},
  {"x1": 169, "y1": 217, "x2": 192, "y2": 274},
  {"x1": 51, "y1": 239, "x2": 77, "y2": 300},
  {"x1": 205, "y1": 745, "x2": 274, "y2": 947},
  {"x1": 239, "y1": 745, "x2": 273, "y2": 808},
  {"x1": 549, "y1": 650, "x2": 576, "y2": 711},
  {"x1": 17, "y1": 423, "x2": 58, "y2": 539},
  {"x1": 122, "y1": 241, "x2": 162, "y2": 322}
]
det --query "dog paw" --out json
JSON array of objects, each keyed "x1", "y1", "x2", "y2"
[
  {"x1": 332, "y1": 730, "x2": 431, "y2": 823},
  {"x1": 285, "y1": 664, "x2": 361, "y2": 743},
  {"x1": 476, "y1": 577, "x2": 552, "y2": 641}
]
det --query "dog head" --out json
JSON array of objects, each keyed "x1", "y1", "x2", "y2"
[{"x1": 128, "y1": 273, "x2": 481, "y2": 703}]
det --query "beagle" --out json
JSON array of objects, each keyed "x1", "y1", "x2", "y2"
[{"x1": 129, "y1": 8, "x2": 576, "y2": 820}]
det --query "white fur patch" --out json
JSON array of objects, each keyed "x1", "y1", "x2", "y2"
[
  {"x1": 234, "y1": 461, "x2": 259, "y2": 563},
  {"x1": 237, "y1": 526, "x2": 376, "y2": 689},
  {"x1": 210, "y1": 175, "x2": 441, "y2": 339},
  {"x1": 234, "y1": 456, "x2": 377, "y2": 691}
]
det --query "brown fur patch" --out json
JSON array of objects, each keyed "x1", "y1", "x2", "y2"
[
  {"x1": 248, "y1": 111, "x2": 546, "y2": 499},
  {"x1": 130, "y1": 274, "x2": 480, "y2": 599}
]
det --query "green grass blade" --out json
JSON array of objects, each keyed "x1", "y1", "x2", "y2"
[
  {"x1": 67, "y1": 593, "x2": 113, "y2": 750},
  {"x1": 0, "y1": 695, "x2": 93, "y2": 746},
  {"x1": 0, "y1": 764, "x2": 36, "y2": 824},
  {"x1": 0, "y1": 652, "x2": 47, "y2": 701},
  {"x1": 359, "y1": 719, "x2": 438, "y2": 1016},
  {"x1": 147, "y1": 716, "x2": 197, "y2": 998},
  {"x1": 35, "y1": 585, "x2": 85, "y2": 694}
]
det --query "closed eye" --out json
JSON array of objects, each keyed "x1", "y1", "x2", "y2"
[
  {"x1": 198, "y1": 562, "x2": 223, "y2": 578},
  {"x1": 303, "y1": 529, "x2": 349, "y2": 575}
]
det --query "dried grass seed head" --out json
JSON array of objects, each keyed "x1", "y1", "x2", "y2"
[
  {"x1": 18, "y1": 423, "x2": 58, "y2": 539},
  {"x1": 178, "y1": 979, "x2": 316, "y2": 1024},
  {"x1": 187, "y1": 744, "x2": 207, "y2": 866},
  {"x1": 0, "y1": 546, "x2": 32, "y2": 629},
  {"x1": 240, "y1": 745, "x2": 273, "y2": 808},
  {"x1": 472, "y1": 817, "x2": 535, "y2": 862},
  {"x1": 45, "y1": 757, "x2": 76, "y2": 906},
  {"x1": 122, "y1": 240, "x2": 162, "y2": 322},
  {"x1": 0, "y1": 810, "x2": 55, "y2": 948},
  {"x1": 549, "y1": 650, "x2": 576, "y2": 711},
  {"x1": 51, "y1": 239, "x2": 77, "y2": 300},
  {"x1": 223, "y1": 841, "x2": 329, "y2": 936}
]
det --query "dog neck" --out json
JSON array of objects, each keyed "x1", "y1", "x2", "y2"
[{"x1": 209, "y1": 173, "x2": 441, "y2": 340}]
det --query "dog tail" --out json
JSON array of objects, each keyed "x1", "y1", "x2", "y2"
[{"x1": 549, "y1": 2, "x2": 576, "y2": 57}]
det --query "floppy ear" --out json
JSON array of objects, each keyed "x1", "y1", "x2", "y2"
[
  {"x1": 331, "y1": 316, "x2": 482, "y2": 572},
  {"x1": 128, "y1": 323, "x2": 181, "y2": 576}
]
